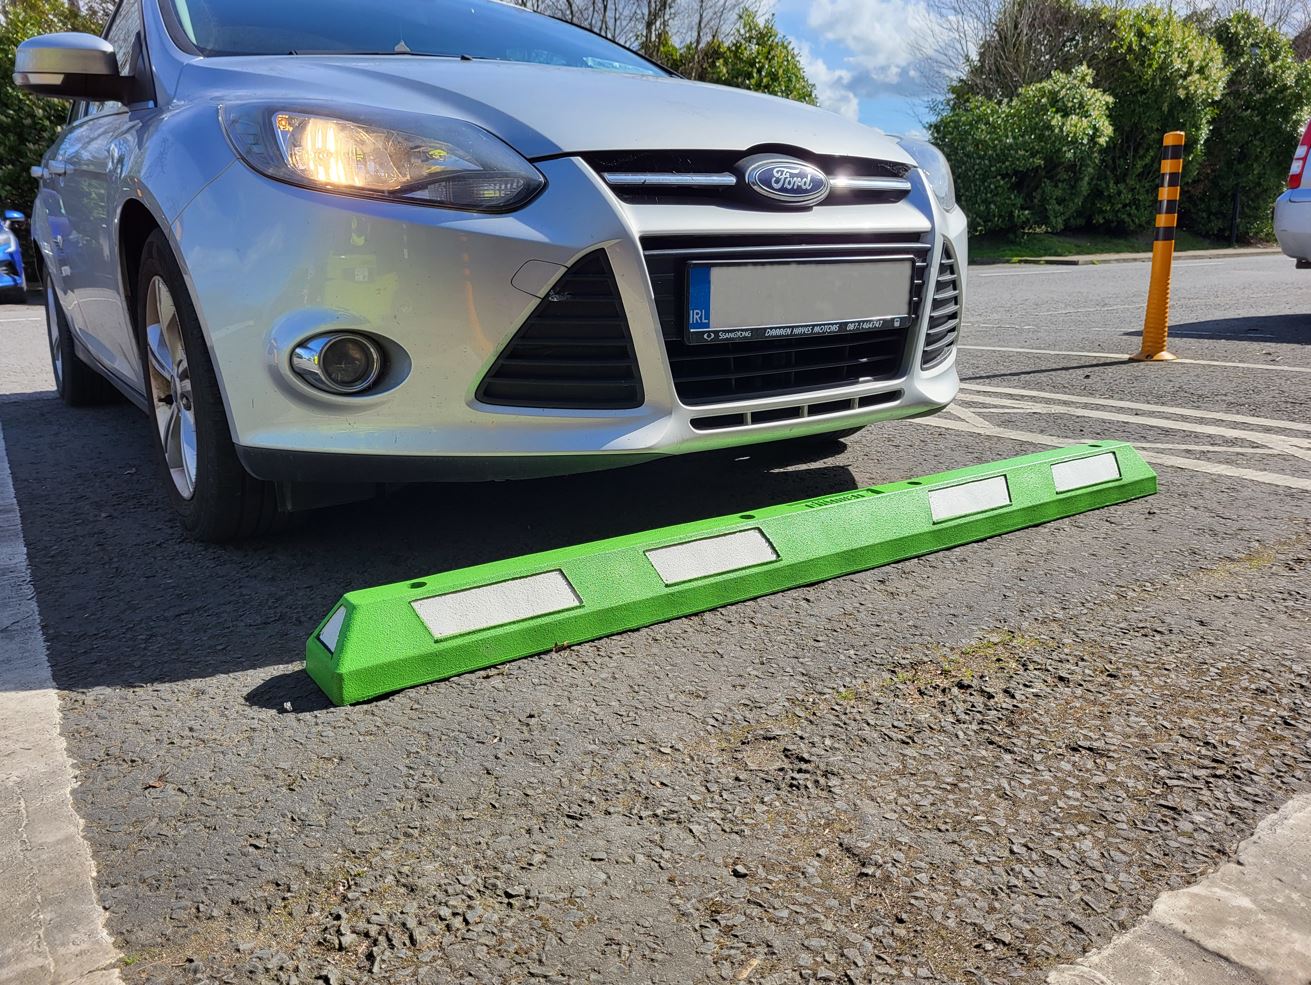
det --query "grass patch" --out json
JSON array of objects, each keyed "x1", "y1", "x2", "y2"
[
  {"x1": 118, "y1": 948, "x2": 165, "y2": 971},
  {"x1": 882, "y1": 630, "x2": 1044, "y2": 698},
  {"x1": 971, "y1": 228, "x2": 1252, "y2": 261}
]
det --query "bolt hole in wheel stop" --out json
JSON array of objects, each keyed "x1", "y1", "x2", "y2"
[{"x1": 305, "y1": 443, "x2": 1157, "y2": 706}]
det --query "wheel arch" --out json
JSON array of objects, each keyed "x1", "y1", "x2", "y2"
[
  {"x1": 119, "y1": 200, "x2": 248, "y2": 447},
  {"x1": 29, "y1": 238, "x2": 46, "y2": 285},
  {"x1": 118, "y1": 199, "x2": 164, "y2": 346}
]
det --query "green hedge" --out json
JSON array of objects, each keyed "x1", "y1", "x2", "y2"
[
  {"x1": 931, "y1": 67, "x2": 1113, "y2": 235},
  {"x1": 0, "y1": 0, "x2": 100, "y2": 215},
  {"x1": 1081, "y1": 5, "x2": 1227, "y2": 230},
  {"x1": 1186, "y1": 12, "x2": 1311, "y2": 241},
  {"x1": 653, "y1": 11, "x2": 817, "y2": 105},
  {"x1": 934, "y1": 1, "x2": 1310, "y2": 241}
]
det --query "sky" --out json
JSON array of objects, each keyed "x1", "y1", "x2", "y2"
[{"x1": 768, "y1": 0, "x2": 951, "y2": 136}]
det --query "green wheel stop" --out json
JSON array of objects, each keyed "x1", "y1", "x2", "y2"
[{"x1": 306, "y1": 442, "x2": 1156, "y2": 705}]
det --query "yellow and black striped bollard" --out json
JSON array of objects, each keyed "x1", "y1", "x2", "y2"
[{"x1": 1132, "y1": 131, "x2": 1185, "y2": 362}]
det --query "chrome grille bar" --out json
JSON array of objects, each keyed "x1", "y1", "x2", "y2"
[
  {"x1": 603, "y1": 172, "x2": 738, "y2": 188},
  {"x1": 829, "y1": 176, "x2": 913, "y2": 193},
  {"x1": 602, "y1": 173, "x2": 914, "y2": 195}
]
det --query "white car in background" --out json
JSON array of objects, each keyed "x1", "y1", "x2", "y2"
[{"x1": 1276, "y1": 119, "x2": 1311, "y2": 265}]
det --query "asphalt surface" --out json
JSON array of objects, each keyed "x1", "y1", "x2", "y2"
[{"x1": 0, "y1": 254, "x2": 1308, "y2": 985}]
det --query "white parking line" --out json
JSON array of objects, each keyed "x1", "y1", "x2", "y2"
[
  {"x1": 961, "y1": 345, "x2": 1311, "y2": 374},
  {"x1": 973, "y1": 260, "x2": 1228, "y2": 279},
  {"x1": 1126, "y1": 443, "x2": 1288, "y2": 454},
  {"x1": 961, "y1": 384, "x2": 1311, "y2": 434},
  {"x1": 1030, "y1": 303, "x2": 1142, "y2": 316},
  {"x1": 0, "y1": 315, "x2": 42, "y2": 324},
  {"x1": 975, "y1": 268, "x2": 1084, "y2": 278},
  {"x1": 945, "y1": 382, "x2": 1311, "y2": 487},
  {"x1": 0, "y1": 426, "x2": 122, "y2": 985},
  {"x1": 922, "y1": 416, "x2": 1311, "y2": 491},
  {"x1": 942, "y1": 403, "x2": 995, "y2": 430},
  {"x1": 959, "y1": 393, "x2": 1311, "y2": 465}
]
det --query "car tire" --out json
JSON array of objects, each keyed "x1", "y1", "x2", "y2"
[
  {"x1": 3, "y1": 286, "x2": 27, "y2": 305},
  {"x1": 44, "y1": 274, "x2": 118, "y2": 406},
  {"x1": 135, "y1": 230, "x2": 281, "y2": 542}
]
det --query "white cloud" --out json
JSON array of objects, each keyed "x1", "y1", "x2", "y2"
[
  {"x1": 796, "y1": 42, "x2": 861, "y2": 119},
  {"x1": 802, "y1": 0, "x2": 959, "y2": 97}
]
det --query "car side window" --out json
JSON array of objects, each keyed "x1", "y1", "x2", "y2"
[{"x1": 82, "y1": 0, "x2": 143, "y2": 119}]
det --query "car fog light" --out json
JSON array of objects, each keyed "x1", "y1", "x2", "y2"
[{"x1": 292, "y1": 333, "x2": 383, "y2": 394}]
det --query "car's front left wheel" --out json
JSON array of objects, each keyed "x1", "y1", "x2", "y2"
[{"x1": 136, "y1": 231, "x2": 280, "y2": 542}]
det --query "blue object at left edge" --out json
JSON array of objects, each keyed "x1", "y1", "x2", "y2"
[{"x1": 1, "y1": 210, "x2": 26, "y2": 295}]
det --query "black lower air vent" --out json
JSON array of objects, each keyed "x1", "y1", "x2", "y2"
[
  {"x1": 922, "y1": 245, "x2": 960, "y2": 369},
  {"x1": 477, "y1": 251, "x2": 643, "y2": 410}
]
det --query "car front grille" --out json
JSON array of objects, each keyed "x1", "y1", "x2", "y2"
[
  {"x1": 476, "y1": 251, "x2": 643, "y2": 410},
  {"x1": 582, "y1": 150, "x2": 912, "y2": 208},
  {"x1": 643, "y1": 235, "x2": 929, "y2": 406},
  {"x1": 922, "y1": 245, "x2": 960, "y2": 370}
]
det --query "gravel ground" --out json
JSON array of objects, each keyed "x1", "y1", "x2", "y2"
[{"x1": 1, "y1": 255, "x2": 1309, "y2": 984}]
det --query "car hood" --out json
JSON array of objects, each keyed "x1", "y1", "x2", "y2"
[{"x1": 186, "y1": 56, "x2": 914, "y2": 164}]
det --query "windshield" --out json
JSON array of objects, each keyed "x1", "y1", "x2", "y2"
[{"x1": 169, "y1": 0, "x2": 668, "y2": 76}]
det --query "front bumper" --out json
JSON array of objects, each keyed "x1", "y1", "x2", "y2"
[{"x1": 175, "y1": 156, "x2": 965, "y2": 482}]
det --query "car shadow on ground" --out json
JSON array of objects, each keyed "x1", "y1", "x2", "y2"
[
  {"x1": 1121, "y1": 312, "x2": 1311, "y2": 344},
  {"x1": 0, "y1": 394, "x2": 859, "y2": 695},
  {"x1": 962, "y1": 360, "x2": 1127, "y2": 382}
]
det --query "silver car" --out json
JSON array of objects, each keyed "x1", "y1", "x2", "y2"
[{"x1": 16, "y1": 0, "x2": 966, "y2": 542}]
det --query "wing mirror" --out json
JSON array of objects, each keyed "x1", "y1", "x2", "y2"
[
  {"x1": 13, "y1": 33, "x2": 128, "y2": 102},
  {"x1": 4, "y1": 211, "x2": 25, "y2": 223}
]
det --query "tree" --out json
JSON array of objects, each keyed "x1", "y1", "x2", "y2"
[
  {"x1": 1187, "y1": 12, "x2": 1311, "y2": 240},
  {"x1": 519, "y1": 0, "x2": 739, "y2": 65},
  {"x1": 664, "y1": 10, "x2": 817, "y2": 103},
  {"x1": 1081, "y1": 5, "x2": 1228, "y2": 230},
  {"x1": 1202, "y1": 0, "x2": 1309, "y2": 35},
  {"x1": 931, "y1": 66, "x2": 1113, "y2": 234},
  {"x1": 519, "y1": 0, "x2": 817, "y2": 102},
  {"x1": 0, "y1": 0, "x2": 105, "y2": 213},
  {"x1": 941, "y1": 0, "x2": 1101, "y2": 101}
]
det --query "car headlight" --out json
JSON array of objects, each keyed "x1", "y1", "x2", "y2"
[
  {"x1": 897, "y1": 136, "x2": 956, "y2": 213},
  {"x1": 221, "y1": 104, "x2": 546, "y2": 213}
]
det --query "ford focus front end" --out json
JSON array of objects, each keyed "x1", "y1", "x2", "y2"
[{"x1": 17, "y1": 0, "x2": 965, "y2": 541}]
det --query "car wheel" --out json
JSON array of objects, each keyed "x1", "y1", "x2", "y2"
[
  {"x1": 136, "y1": 230, "x2": 280, "y2": 542},
  {"x1": 44, "y1": 275, "x2": 118, "y2": 406},
  {"x1": 3, "y1": 286, "x2": 27, "y2": 305}
]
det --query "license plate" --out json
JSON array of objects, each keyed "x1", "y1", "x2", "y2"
[{"x1": 685, "y1": 257, "x2": 914, "y2": 345}]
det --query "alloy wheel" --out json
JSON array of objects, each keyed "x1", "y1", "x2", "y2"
[
  {"x1": 144, "y1": 275, "x2": 198, "y2": 500},
  {"x1": 45, "y1": 281, "x2": 62, "y2": 389}
]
